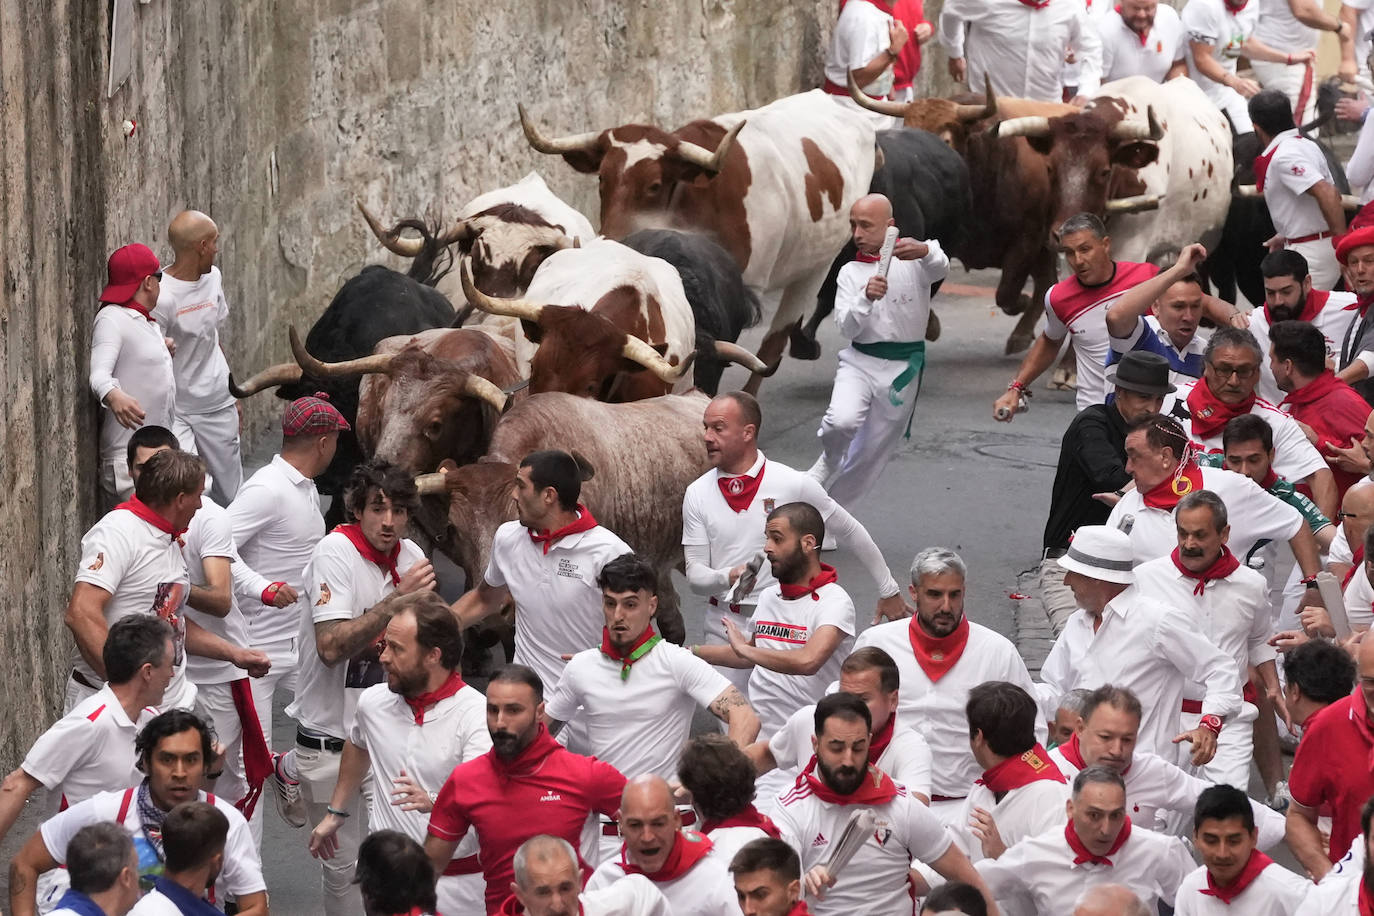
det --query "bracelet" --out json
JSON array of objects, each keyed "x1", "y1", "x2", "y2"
[
  {"x1": 1008, "y1": 379, "x2": 1027, "y2": 392},
  {"x1": 262, "y1": 581, "x2": 286, "y2": 605},
  {"x1": 326, "y1": 805, "x2": 350, "y2": 818},
  {"x1": 1300, "y1": 573, "x2": 1320, "y2": 588}
]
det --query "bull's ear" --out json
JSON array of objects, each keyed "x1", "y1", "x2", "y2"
[
  {"x1": 1025, "y1": 136, "x2": 1054, "y2": 156},
  {"x1": 1111, "y1": 141, "x2": 1159, "y2": 170},
  {"x1": 562, "y1": 148, "x2": 606, "y2": 174},
  {"x1": 520, "y1": 320, "x2": 543, "y2": 343}
]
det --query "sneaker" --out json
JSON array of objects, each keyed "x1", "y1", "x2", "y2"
[
  {"x1": 1267, "y1": 781, "x2": 1292, "y2": 814},
  {"x1": 269, "y1": 751, "x2": 306, "y2": 828}
]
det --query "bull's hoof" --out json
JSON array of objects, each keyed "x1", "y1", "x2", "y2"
[
  {"x1": 789, "y1": 325, "x2": 822, "y2": 360},
  {"x1": 925, "y1": 311, "x2": 941, "y2": 342},
  {"x1": 997, "y1": 293, "x2": 1031, "y2": 317},
  {"x1": 1005, "y1": 331, "x2": 1033, "y2": 355}
]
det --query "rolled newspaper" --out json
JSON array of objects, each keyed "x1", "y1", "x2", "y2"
[
  {"x1": 822, "y1": 808, "x2": 879, "y2": 881},
  {"x1": 875, "y1": 225, "x2": 900, "y2": 279},
  {"x1": 726, "y1": 550, "x2": 765, "y2": 606},
  {"x1": 1315, "y1": 570, "x2": 1351, "y2": 640}
]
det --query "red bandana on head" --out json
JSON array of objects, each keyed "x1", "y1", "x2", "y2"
[
  {"x1": 977, "y1": 744, "x2": 1067, "y2": 795},
  {"x1": 1141, "y1": 460, "x2": 1205, "y2": 512},
  {"x1": 1187, "y1": 378, "x2": 1256, "y2": 440},
  {"x1": 907, "y1": 614, "x2": 970, "y2": 682},
  {"x1": 799, "y1": 756, "x2": 900, "y2": 806},
  {"x1": 1199, "y1": 849, "x2": 1275, "y2": 904},
  {"x1": 779, "y1": 564, "x2": 839, "y2": 601},
  {"x1": 621, "y1": 831, "x2": 714, "y2": 882},
  {"x1": 717, "y1": 463, "x2": 766, "y2": 513},
  {"x1": 334, "y1": 523, "x2": 400, "y2": 585},
  {"x1": 701, "y1": 805, "x2": 782, "y2": 839},
  {"x1": 403, "y1": 669, "x2": 467, "y2": 725},
  {"x1": 115, "y1": 496, "x2": 187, "y2": 543},
  {"x1": 1169, "y1": 545, "x2": 1241, "y2": 595},
  {"x1": 528, "y1": 505, "x2": 598, "y2": 555},
  {"x1": 1065, "y1": 816, "x2": 1132, "y2": 866}
]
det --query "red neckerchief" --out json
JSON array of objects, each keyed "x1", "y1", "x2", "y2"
[
  {"x1": 1281, "y1": 368, "x2": 1350, "y2": 410},
  {"x1": 779, "y1": 564, "x2": 839, "y2": 601},
  {"x1": 1141, "y1": 460, "x2": 1206, "y2": 511},
  {"x1": 1200, "y1": 849, "x2": 1275, "y2": 904},
  {"x1": 116, "y1": 302, "x2": 157, "y2": 322},
  {"x1": 1360, "y1": 881, "x2": 1374, "y2": 916},
  {"x1": 403, "y1": 669, "x2": 467, "y2": 725},
  {"x1": 1065, "y1": 816, "x2": 1132, "y2": 866},
  {"x1": 1259, "y1": 468, "x2": 1280, "y2": 490},
  {"x1": 489, "y1": 723, "x2": 563, "y2": 782},
  {"x1": 620, "y1": 831, "x2": 714, "y2": 882},
  {"x1": 799, "y1": 756, "x2": 899, "y2": 806},
  {"x1": 1187, "y1": 378, "x2": 1256, "y2": 440},
  {"x1": 1015, "y1": 0, "x2": 1052, "y2": 8},
  {"x1": 907, "y1": 614, "x2": 970, "y2": 682},
  {"x1": 1224, "y1": 0, "x2": 1248, "y2": 11},
  {"x1": 977, "y1": 744, "x2": 1067, "y2": 795},
  {"x1": 1169, "y1": 545, "x2": 1241, "y2": 595},
  {"x1": 1254, "y1": 145, "x2": 1277, "y2": 193},
  {"x1": 701, "y1": 805, "x2": 782, "y2": 839},
  {"x1": 717, "y1": 463, "x2": 766, "y2": 513},
  {"x1": 1060, "y1": 733, "x2": 1088, "y2": 769},
  {"x1": 868, "y1": 713, "x2": 896, "y2": 762},
  {"x1": 783, "y1": 903, "x2": 811, "y2": 916},
  {"x1": 115, "y1": 496, "x2": 187, "y2": 542},
  {"x1": 1265, "y1": 290, "x2": 1328, "y2": 325},
  {"x1": 497, "y1": 897, "x2": 524, "y2": 916},
  {"x1": 1344, "y1": 545, "x2": 1367, "y2": 590},
  {"x1": 528, "y1": 505, "x2": 598, "y2": 555},
  {"x1": 334, "y1": 523, "x2": 400, "y2": 585},
  {"x1": 855, "y1": 249, "x2": 882, "y2": 263},
  {"x1": 599, "y1": 626, "x2": 662, "y2": 680}
]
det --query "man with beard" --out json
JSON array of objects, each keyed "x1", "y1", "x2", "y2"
[
  {"x1": 1336, "y1": 226, "x2": 1374, "y2": 402},
  {"x1": 1247, "y1": 250, "x2": 1359, "y2": 403},
  {"x1": 729, "y1": 838, "x2": 810, "y2": 916},
  {"x1": 308, "y1": 593, "x2": 489, "y2": 916},
  {"x1": 1294, "y1": 796, "x2": 1374, "y2": 912},
  {"x1": 773, "y1": 693, "x2": 993, "y2": 916},
  {"x1": 852, "y1": 547, "x2": 1041, "y2": 819},
  {"x1": 128, "y1": 801, "x2": 231, "y2": 916},
  {"x1": 505, "y1": 835, "x2": 671, "y2": 916},
  {"x1": 695, "y1": 502, "x2": 855, "y2": 738},
  {"x1": 426, "y1": 665, "x2": 626, "y2": 914},
  {"x1": 1098, "y1": 0, "x2": 1188, "y2": 82}
]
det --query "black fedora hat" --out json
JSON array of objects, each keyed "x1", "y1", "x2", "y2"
[{"x1": 1108, "y1": 351, "x2": 1176, "y2": 396}]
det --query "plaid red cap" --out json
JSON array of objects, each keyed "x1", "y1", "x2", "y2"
[{"x1": 282, "y1": 391, "x2": 350, "y2": 436}]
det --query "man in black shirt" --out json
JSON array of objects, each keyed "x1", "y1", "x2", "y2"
[{"x1": 1038, "y1": 351, "x2": 1175, "y2": 632}]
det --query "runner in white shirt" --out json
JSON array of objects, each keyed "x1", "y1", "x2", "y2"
[
  {"x1": 89, "y1": 243, "x2": 176, "y2": 506},
  {"x1": 697, "y1": 503, "x2": 855, "y2": 738},
  {"x1": 1251, "y1": 0, "x2": 1347, "y2": 132},
  {"x1": 1182, "y1": 0, "x2": 1306, "y2": 133},
  {"x1": 939, "y1": 0, "x2": 1104, "y2": 100},
  {"x1": 683, "y1": 392, "x2": 905, "y2": 693},
  {"x1": 852, "y1": 547, "x2": 1043, "y2": 816},
  {"x1": 127, "y1": 800, "x2": 235, "y2": 916},
  {"x1": 45, "y1": 823, "x2": 141, "y2": 916},
  {"x1": 771, "y1": 694, "x2": 994, "y2": 916},
  {"x1": 1098, "y1": 0, "x2": 1188, "y2": 82},
  {"x1": 808, "y1": 195, "x2": 949, "y2": 505},
  {"x1": 1338, "y1": 0, "x2": 1374, "y2": 86},
  {"x1": 678, "y1": 734, "x2": 784, "y2": 867},
  {"x1": 455, "y1": 449, "x2": 633, "y2": 712},
  {"x1": 308, "y1": 595, "x2": 490, "y2": 916},
  {"x1": 727, "y1": 838, "x2": 812, "y2": 916},
  {"x1": 509, "y1": 835, "x2": 673, "y2": 916},
  {"x1": 976, "y1": 766, "x2": 1194, "y2": 914},
  {"x1": 1247, "y1": 250, "x2": 1360, "y2": 403},
  {"x1": 281, "y1": 460, "x2": 435, "y2": 916},
  {"x1": 823, "y1": 0, "x2": 907, "y2": 128},
  {"x1": 1174, "y1": 784, "x2": 1310, "y2": 916}
]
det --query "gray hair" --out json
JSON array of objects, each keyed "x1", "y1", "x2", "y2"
[
  {"x1": 1072, "y1": 884, "x2": 1151, "y2": 916},
  {"x1": 910, "y1": 547, "x2": 966, "y2": 586},
  {"x1": 1057, "y1": 213, "x2": 1108, "y2": 240},
  {"x1": 1058, "y1": 688, "x2": 1094, "y2": 717},
  {"x1": 1073, "y1": 764, "x2": 1126, "y2": 797},
  {"x1": 1204, "y1": 326, "x2": 1263, "y2": 364},
  {"x1": 513, "y1": 835, "x2": 577, "y2": 888},
  {"x1": 1175, "y1": 489, "x2": 1228, "y2": 531}
]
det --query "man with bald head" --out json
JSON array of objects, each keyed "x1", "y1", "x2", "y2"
[
  {"x1": 806, "y1": 192, "x2": 948, "y2": 508},
  {"x1": 1073, "y1": 884, "x2": 1151, "y2": 916},
  {"x1": 584, "y1": 775, "x2": 737, "y2": 916},
  {"x1": 508, "y1": 835, "x2": 671, "y2": 916},
  {"x1": 153, "y1": 210, "x2": 243, "y2": 504}
]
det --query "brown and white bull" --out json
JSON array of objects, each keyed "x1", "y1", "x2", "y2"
[{"x1": 518, "y1": 90, "x2": 877, "y2": 391}]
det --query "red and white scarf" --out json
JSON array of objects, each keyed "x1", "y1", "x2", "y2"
[
  {"x1": 1199, "y1": 849, "x2": 1275, "y2": 904},
  {"x1": 1187, "y1": 377, "x2": 1256, "y2": 441},
  {"x1": 717, "y1": 463, "x2": 766, "y2": 513},
  {"x1": 1065, "y1": 816, "x2": 1132, "y2": 866}
]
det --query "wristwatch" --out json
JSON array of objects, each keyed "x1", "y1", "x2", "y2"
[{"x1": 1199, "y1": 714, "x2": 1223, "y2": 735}]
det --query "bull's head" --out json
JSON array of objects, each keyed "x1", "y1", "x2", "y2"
[
  {"x1": 518, "y1": 104, "x2": 745, "y2": 239},
  {"x1": 415, "y1": 460, "x2": 517, "y2": 588},
  {"x1": 847, "y1": 73, "x2": 995, "y2": 149}
]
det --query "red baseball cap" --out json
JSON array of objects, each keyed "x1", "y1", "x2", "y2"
[
  {"x1": 100, "y1": 244, "x2": 162, "y2": 304},
  {"x1": 1336, "y1": 227, "x2": 1374, "y2": 265},
  {"x1": 282, "y1": 392, "x2": 351, "y2": 437}
]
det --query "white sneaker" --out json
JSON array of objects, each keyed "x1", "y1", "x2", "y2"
[{"x1": 270, "y1": 751, "x2": 306, "y2": 828}]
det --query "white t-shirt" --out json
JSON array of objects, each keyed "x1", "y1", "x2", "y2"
[
  {"x1": 1182, "y1": 0, "x2": 1259, "y2": 106},
  {"x1": 21, "y1": 684, "x2": 155, "y2": 817},
  {"x1": 127, "y1": 887, "x2": 200, "y2": 916},
  {"x1": 1099, "y1": 4, "x2": 1186, "y2": 82},
  {"x1": 228, "y1": 454, "x2": 326, "y2": 657},
  {"x1": 747, "y1": 582, "x2": 856, "y2": 737},
  {"x1": 951, "y1": 777, "x2": 1071, "y2": 863},
  {"x1": 1173, "y1": 859, "x2": 1312, "y2": 915},
  {"x1": 286, "y1": 532, "x2": 426, "y2": 738},
  {"x1": 1249, "y1": 294, "x2": 1361, "y2": 403},
  {"x1": 88, "y1": 305, "x2": 177, "y2": 463},
  {"x1": 152, "y1": 266, "x2": 233, "y2": 415},
  {"x1": 581, "y1": 874, "x2": 674, "y2": 916},
  {"x1": 585, "y1": 841, "x2": 738, "y2": 916},
  {"x1": 181, "y1": 498, "x2": 253, "y2": 685},
  {"x1": 485, "y1": 516, "x2": 631, "y2": 693},
  {"x1": 825, "y1": 0, "x2": 898, "y2": 98},
  {"x1": 704, "y1": 824, "x2": 774, "y2": 868},
  {"x1": 73, "y1": 508, "x2": 194, "y2": 711},
  {"x1": 1259, "y1": 129, "x2": 1336, "y2": 240},
  {"x1": 1254, "y1": 0, "x2": 1320, "y2": 54},
  {"x1": 833, "y1": 244, "x2": 951, "y2": 345},
  {"x1": 769, "y1": 707, "x2": 933, "y2": 799},
  {"x1": 775, "y1": 781, "x2": 953, "y2": 916}
]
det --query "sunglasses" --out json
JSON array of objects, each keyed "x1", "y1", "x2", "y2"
[{"x1": 151, "y1": 271, "x2": 163, "y2": 281}]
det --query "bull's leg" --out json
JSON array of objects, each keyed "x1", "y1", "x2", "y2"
[
  {"x1": 1050, "y1": 347, "x2": 1078, "y2": 390},
  {"x1": 655, "y1": 577, "x2": 687, "y2": 645},
  {"x1": 1005, "y1": 247, "x2": 1056, "y2": 355},
  {"x1": 743, "y1": 325, "x2": 794, "y2": 396},
  {"x1": 744, "y1": 271, "x2": 827, "y2": 394}
]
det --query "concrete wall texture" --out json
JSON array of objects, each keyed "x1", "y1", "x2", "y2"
[{"x1": 0, "y1": 0, "x2": 957, "y2": 761}]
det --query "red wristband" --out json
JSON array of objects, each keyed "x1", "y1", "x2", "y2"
[{"x1": 262, "y1": 582, "x2": 285, "y2": 605}]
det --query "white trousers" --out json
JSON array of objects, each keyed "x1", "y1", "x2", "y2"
[
  {"x1": 1217, "y1": 85, "x2": 1253, "y2": 133},
  {"x1": 1178, "y1": 701, "x2": 1258, "y2": 788},
  {"x1": 249, "y1": 636, "x2": 298, "y2": 752},
  {"x1": 98, "y1": 456, "x2": 134, "y2": 509},
  {"x1": 173, "y1": 403, "x2": 243, "y2": 505},
  {"x1": 702, "y1": 602, "x2": 755, "y2": 695},
  {"x1": 815, "y1": 346, "x2": 921, "y2": 508},
  {"x1": 1251, "y1": 58, "x2": 1319, "y2": 130},
  {"x1": 1289, "y1": 236, "x2": 1340, "y2": 291},
  {"x1": 296, "y1": 742, "x2": 366, "y2": 916}
]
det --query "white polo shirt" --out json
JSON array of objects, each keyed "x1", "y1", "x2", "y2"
[
  {"x1": 775, "y1": 780, "x2": 953, "y2": 916},
  {"x1": 181, "y1": 497, "x2": 254, "y2": 686},
  {"x1": 1259, "y1": 130, "x2": 1336, "y2": 241},
  {"x1": 73, "y1": 507, "x2": 194, "y2": 711},
  {"x1": 1037, "y1": 587, "x2": 1244, "y2": 760},
  {"x1": 485, "y1": 516, "x2": 630, "y2": 693},
  {"x1": 229, "y1": 454, "x2": 326, "y2": 660},
  {"x1": 951, "y1": 776, "x2": 1070, "y2": 863},
  {"x1": 585, "y1": 840, "x2": 738, "y2": 916},
  {"x1": 824, "y1": 0, "x2": 898, "y2": 100},
  {"x1": 853, "y1": 619, "x2": 1044, "y2": 798},
  {"x1": 152, "y1": 266, "x2": 234, "y2": 416},
  {"x1": 975, "y1": 819, "x2": 1195, "y2": 913},
  {"x1": 287, "y1": 533, "x2": 426, "y2": 739},
  {"x1": 20, "y1": 685, "x2": 155, "y2": 817},
  {"x1": 88, "y1": 305, "x2": 176, "y2": 464},
  {"x1": 1164, "y1": 383, "x2": 1329, "y2": 486},
  {"x1": 1249, "y1": 294, "x2": 1361, "y2": 403},
  {"x1": 1099, "y1": 4, "x2": 1186, "y2": 82},
  {"x1": 1106, "y1": 465, "x2": 1304, "y2": 564},
  {"x1": 769, "y1": 707, "x2": 933, "y2": 799},
  {"x1": 748, "y1": 581, "x2": 856, "y2": 737},
  {"x1": 1173, "y1": 858, "x2": 1312, "y2": 915},
  {"x1": 1182, "y1": 0, "x2": 1259, "y2": 107},
  {"x1": 581, "y1": 874, "x2": 673, "y2": 916},
  {"x1": 545, "y1": 638, "x2": 730, "y2": 780}
]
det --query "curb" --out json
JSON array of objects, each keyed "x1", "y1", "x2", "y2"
[{"x1": 1013, "y1": 568, "x2": 1055, "y2": 679}]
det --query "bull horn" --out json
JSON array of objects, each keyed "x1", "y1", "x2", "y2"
[
  {"x1": 462, "y1": 375, "x2": 512, "y2": 413},
  {"x1": 1104, "y1": 194, "x2": 1161, "y2": 215},
  {"x1": 518, "y1": 103, "x2": 602, "y2": 154},
  {"x1": 438, "y1": 218, "x2": 478, "y2": 246},
  {"x1": 415, "y1": 471, "x2": 449, "y2": 496},
  {"x1": 356, "y1": 200, "x2": 426, "y2": 258},
  {"x1": 954, "y1": 81, "x2": 997, "y2": 122},
  {"x1": 994, "y1": 116, "x2": 1052, "y2": 139},
  {"x1": 288, "y1": 325, "x2": 397, "y2": 379},
  {"x1": 846, "y1": 71, "x2": 909, "y2": 118},
  {"x1": 553, "y1": 234, "x2": 579, "y2": 252},
  {"x1": 228, "y1": 363, "x2": 303, "y2": 398},
  {"x1": 622, "y1": 335, "x2": 697, "y2": 384},
  {"x1": 459, "y1": 261, "x2": 545, "y2": 323},
  {"x1": 673, "y1": 120, "x2": 745, "y2": 175},
  {"x1": 712, "y1": 340, "x2": 778, "y2": 376},
  {"x1": 1110, "y1": 105, "x2": 1164, "y2": 141},
  {"x1": 1234, "y1": 184, "x2": 1261, "y2": 198}
]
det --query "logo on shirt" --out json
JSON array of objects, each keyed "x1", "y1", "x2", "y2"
[
  {"x1": 316, "y1": 582, "x2": 332, "y2": 606},
  {"x1": 87, "y1": 552, "x2": 105, "y2": 571},
  {"x1": 754, "y1": 621, "x2": 809, "y2": 644},
  {"x1": 556, "y1": 558, "x2": 582, "y2": 580},
  {"x1": 873, "y1": 823, "x2": 893, "y2": 847},
  {"x1": 762, "y1": 498, "x2": 776, "y2": 514},
  {"x1": 812, "y1": 832, "x2": 828, "y2": 848},
  {"x1": 726, "y1": 477, "x2": 746, "y2": 496},
  {"x1": 540, "y1": 791, "x2": 563, "y2": 802},
  {"x1": 1291, "y1": 165, "x2": 1307, "y2": 176}
]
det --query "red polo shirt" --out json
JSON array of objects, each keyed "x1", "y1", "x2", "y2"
[
  {"x1": 428, "y1": 725, "x2": 626, "y2": 913},
  {"x1": 1279, "y1": 370, "x2": 1373, "y2": 499},
  {"x1": 837, "y1": 0, "x2": 928, "y2": 89},
  {"x1": 1289, "y1": 689, "x2": 1374, "y2": 864}
]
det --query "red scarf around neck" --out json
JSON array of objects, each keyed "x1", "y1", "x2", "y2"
[
  {"x1": 800, "y1": 756, "x2": 899, "y2": 806},
  {"x1": 621, "y1": 831, "x2": 714, "y2": 882},
  {"x1": 1169, "y1": 545, "x2": 1241, "y2": 595},
  {"x1": 334, "y1": 523, "x2": 400, "y2": 585},
  {"x1": 528, "y1": 505, "x2": 598, "y2": 555},
  {"x1": 1360, "y1": 881, "x2": 1374, "y2": 916},
  {"x1": 779, "y1": 564, "x2": 839, "y2": 601},
  {"x1": 117, "y1": 302, "x2": 157, "y2": 322},
  {"x1": 116, "y1": 495, "x2": 186, "y2": 542},
  {"x1": 403, "y1": 669, "x2": 467, "y2": 725},
  {"x1": 1265, "y1": 290, "x2": 1327, "y2": 325},
  {"x1": 977, "y1": 744, "x2": 1067, "y2": 795},
  {"x1": 1141, "y1": 460, "x2": 1205, "y2": 511},
  {"x1": 1059, "y1": 733, "x2": 1088, "y2": 770},
  {"x1": 854, "y1": 249, "x2": 882, "y2": 263},
  {"x1": 1259, "y1": 468, "x2": 1279, "y2": 490},
  {"x1": 1224, "y1": 0, "x2": 1248, "y2": 12},
  {"x1": 717, "y1": 462, "x2": 766, "y2": 513},
  {"x1": 868, "y1": 713, "x2": 896, "y2": 762},
  {"x1": 1113, "y1": 5, "x2": 1151, "y2": 44},
  {"x1": 783, "y1": 902, "x2": 811, "y2": 916},
  {"x1": 1200, "y1": 849, "x2": 1274, "y2": 904},
  {"x1": 701, "y1": 805, "x2": 782, "y2": 839},
  {"x1": 1344, "y1": 545, "x2": 1367, "y2": 590},
  {"x1": 1280, "y1": 368, "x2": 1350, "y2": 409},
  {"x1": 599, "y1": 627, "x2": 662, "y2": 680},
  {"x1": 489, "y1": 723, "x2": 563, "y2": 780},
  {"x1": 1187, "y1": 378, "x2": 1256, "y2": 441},
  {"x1": 907, "y1": 614, "x2": 970, "y2": 682},
  {"x1": 1015, "y1": 0, "x2": 1052, "y2": 8},
  {"x1": 1066, "y1": 816, "x2": 1132, "y2": 866}
]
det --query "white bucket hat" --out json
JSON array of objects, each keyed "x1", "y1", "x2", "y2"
[{"x1": 1058, "y1": 525, "x2": 1135, "y2": 585}]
